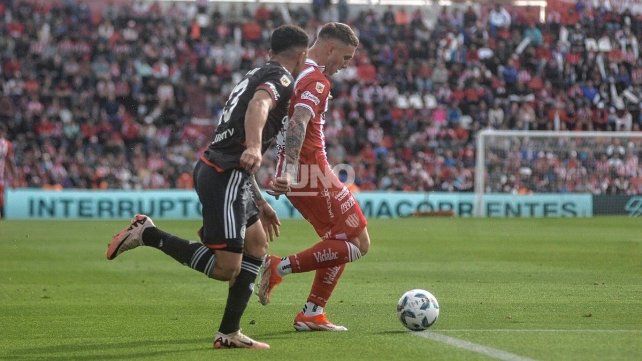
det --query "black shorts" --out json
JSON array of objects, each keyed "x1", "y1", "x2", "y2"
[{"x1": 193, "y1": 160, "x2": 259, "y2": 253}]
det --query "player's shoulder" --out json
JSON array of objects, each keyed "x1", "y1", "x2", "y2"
[
  {"x1": 296, "y1": 68, "x2": 329, "y2": 93},
  {"x1": 260, "y1": 61, "x2": 294, "y2": 82},
  {"x1": 298, "y1": 64, "x2": 327, "y2": 82}
]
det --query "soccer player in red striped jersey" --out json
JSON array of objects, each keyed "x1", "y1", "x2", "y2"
[
  {"x1": 258, "y1": 23, "x2": 370, "y2": 332},
  {"x1": 0, "y1": 125, "x2": 16, "y2": 219}
]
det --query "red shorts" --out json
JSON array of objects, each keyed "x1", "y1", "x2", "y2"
[
  {"x1": 0, "y1": 184, "x2": 4, "y2": 206},
  {"x1": 288, "y1": 155, "x2": 367, "y2": 241}
]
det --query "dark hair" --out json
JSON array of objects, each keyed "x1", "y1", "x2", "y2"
[
  {"x1": 318, "y1": 22, "x2": 359, "y2": 47},
  {"x1": 271, "y1": 25, "x2": 309, "y2": 55}
]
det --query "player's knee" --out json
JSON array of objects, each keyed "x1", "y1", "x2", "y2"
[
  {"x1": 358, "y1": 240, "x2": 370, "y2": 256},
  {"x1": 244, "y1": 222, "x2": 269, "y2": 258},
  {"x1": 356, "y1": 229, "x2": 371, "y2": 256},
  {"x1": 211, "y1": 263, "x2": 240, "y2": 281},
  {"x1": 208, "y1": 260, "x2": 241, "y2": 281},
  {"x1": 244, "y1": 236, "x2": 268, "y2": 259}
]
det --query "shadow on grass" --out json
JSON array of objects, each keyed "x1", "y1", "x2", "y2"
[
  {"x1": 252, "y1": 329, "x2": 301, "y2": 340},
  {"x1": 1, "y1": 337, "x2": 209, "y2": 360}
]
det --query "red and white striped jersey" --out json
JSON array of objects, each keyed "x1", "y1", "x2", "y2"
[
  {"x1": 275, "y1": 59, "x2": 331, "y2": 176},
  {"x1": 0, "y1": 138, "x2": 13, "y2": 185}
]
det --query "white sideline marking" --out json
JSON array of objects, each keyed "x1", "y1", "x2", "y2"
[
  {"x1": 414, "y1": 331, "x2": 538, "y2": 361},
  {"x1": 439, "y1": 329, "x2": 642, "y2": 333}
]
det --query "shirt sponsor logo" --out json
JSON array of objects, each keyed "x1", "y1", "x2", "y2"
[
  {"x1": 315, "y1": 81, "x2": 325, "y2": 93},
  {"x1": 321, "y1": 188, "x2": 335, "y2": 219},
  {"x1": 301, "y1": 90, "x2": 320, "y2": 105},
  {"x1": 212, "y1": 128, "x2": 235, "y2": 143},
  {"x1": 340, "y1": 197, "x2": 356, "y2": 214},
  {"x1": 334, "y1": 187, "x2": 349, "y2": 202},
  {"x1": 280, "y1": 75, "x2": 291, "y2": 87}
]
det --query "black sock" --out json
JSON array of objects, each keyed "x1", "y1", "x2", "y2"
[
  {"x1": 218, "y1": 254, "x2": 263, "y2": 334},
  {"x1": 142, "y1": 227, "x2": 217, "y2": 277}
]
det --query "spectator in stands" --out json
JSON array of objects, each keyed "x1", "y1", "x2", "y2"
[{"x1": 1, "y1": 0, "x2": 640, "y2": 195}]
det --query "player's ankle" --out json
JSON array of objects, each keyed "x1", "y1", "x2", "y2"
[
  {"x1": 302, "y1": 301, "x2": 324, "y2": 316},
  {"x1": 277, "y1": 257, "x2": 292, "y2": 276}
]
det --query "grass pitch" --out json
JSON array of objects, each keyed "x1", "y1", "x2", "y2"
[{"x1": 1, "y1": 217, "x2": 640, "y2": 360}]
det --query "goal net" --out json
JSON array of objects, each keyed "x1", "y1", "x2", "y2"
[{"x1": 474, "y1": 130, "x2": 642, "y2": 217}]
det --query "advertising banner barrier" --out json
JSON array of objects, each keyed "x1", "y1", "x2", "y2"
[
  {"x1": 593, "y1": 195, "x2": 642, "y2": 216},
  {"x1": 5, "y1": 189, "x2": 594, "y2": 220}
]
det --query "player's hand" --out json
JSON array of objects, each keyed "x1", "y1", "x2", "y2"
[
  {"x1": 240, "y1": 147, "x2": 262, "y2": 174},
  {"x1": 269, "y1": 174, "x2": 291, "y2": 196},
  {"x1": 258, "y1": 202, "x2": 280, "y2": 242}
]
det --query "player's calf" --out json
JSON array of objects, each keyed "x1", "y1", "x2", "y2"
[{"x1": 107, "y1": 215, "x2": 226, "y2": 280}]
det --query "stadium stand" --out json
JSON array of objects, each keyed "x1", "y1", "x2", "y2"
[{"x1": 1, "y1": 0, "x2": 640, "y2": 194}]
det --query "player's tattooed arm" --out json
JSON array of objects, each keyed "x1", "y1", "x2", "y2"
[
  {"x1": 284, "y1": 106, "x2": 313, "y2": 170},
  {"x1": 270, "y1": 105, "x2": 313, "y2": 196}
]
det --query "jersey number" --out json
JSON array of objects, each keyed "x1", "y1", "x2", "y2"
[{"x1": 220, "y1": 78, "x2": 249, "y2": 124}]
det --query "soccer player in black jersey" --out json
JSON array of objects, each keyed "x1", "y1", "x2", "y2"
[{"x1": 105, "y1": 25, "x2": 309, "y2": 349}]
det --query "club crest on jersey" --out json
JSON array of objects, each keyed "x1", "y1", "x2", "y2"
[
  {"x1": 280, "y1": 75, "x2": 291, "y2": 87},
  {"x1": 315, "y1": 82, "x2": 325, "y2": 93}
]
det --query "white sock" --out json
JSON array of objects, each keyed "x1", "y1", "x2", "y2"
[
  {"x1": 277, "y1": 257, "x2": 292, "y2": 276},
  {"x1": 303, "y1": 301, "x2": 324, "y2": 316}
]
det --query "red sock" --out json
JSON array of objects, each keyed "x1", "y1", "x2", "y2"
[
  {"x1": 288, "y1": 240, "x2": 360, "y2": 273},
  {"x1": 307, "y1": 264, "x2": 346, "y2": 308}
]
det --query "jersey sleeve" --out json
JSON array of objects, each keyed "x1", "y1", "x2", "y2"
[
  {"x1": 291, "y1": 77, "x2": 330, "y2": 118},
  {"x1": 256, "y1": 69, "x2": 294, "y2": 103}
]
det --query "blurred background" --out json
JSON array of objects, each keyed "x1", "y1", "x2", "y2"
[{"x1": 1, "y1": 0, "x2": 641, "y2": 218}]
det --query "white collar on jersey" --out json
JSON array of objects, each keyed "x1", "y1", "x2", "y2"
[{"x1": 305, "y1": 58, "x2": 326, "y2": 71}]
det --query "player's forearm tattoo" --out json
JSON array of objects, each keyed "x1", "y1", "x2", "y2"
[
  {"x1": 285, "y1": 107, "x2": 311, "y2": 169},
  {"x1": 250, "y1": 175, "x2": 266, "y2": 206}
]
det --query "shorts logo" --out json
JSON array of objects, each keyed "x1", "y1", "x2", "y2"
[
  {"x1": 280, "y1": 75, "x2": 291, "y2": 87},
  {"x1": 240, "y1": 225, "x2": 246, "y2": 239},
  {"x1": 315, "y1": 82, "x2": 325, "y2": 93},
  {"x1": 345, "y1": 214, "x2": 360, "y2": 228},
  {"x1": 301, "y1": 91, "x2": 321, "y2": 105}
]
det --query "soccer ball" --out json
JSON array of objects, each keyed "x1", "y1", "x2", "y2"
[{"x1": 397, "y1": 289, "x2": 439, "y2": 331}]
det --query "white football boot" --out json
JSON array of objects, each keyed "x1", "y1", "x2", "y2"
[
  {"x1": 105, "y1": 214, "x2": 155, "y2": 260},
  {"x1": 213, "y1": 330, "x2": 270, "y2": 349}
]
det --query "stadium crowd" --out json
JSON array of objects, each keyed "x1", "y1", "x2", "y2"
[{"x1": 1, "y1": 0, "x2": 640, "y2": 194}]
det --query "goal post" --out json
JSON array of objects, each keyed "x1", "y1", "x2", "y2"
[{"x1": 474, "y1": 130, "x2": 642, "y2": 217}]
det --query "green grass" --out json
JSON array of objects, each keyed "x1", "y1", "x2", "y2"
[{"x1": 1, "y1": 217, "x2": 641, "y2": 360}]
